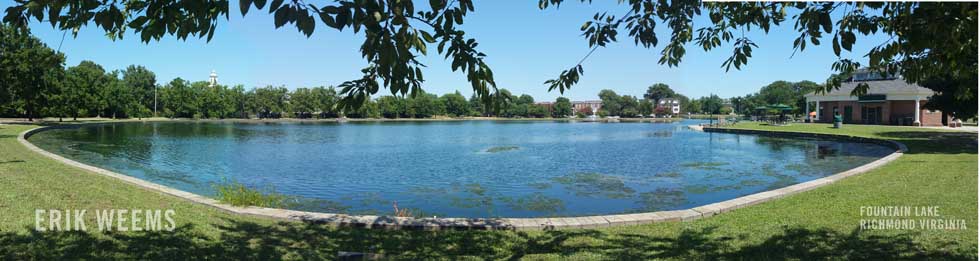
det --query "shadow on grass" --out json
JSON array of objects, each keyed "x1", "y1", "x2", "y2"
[
  {"x1": 0, "y1": 221, "x2": 974, "y2": 260},
  {"x1": 0, "y1": 160, "x2": 25, "y2": 164},
  {"x1": 875, "y1": 131, "x2": 978, "y2": 155}
]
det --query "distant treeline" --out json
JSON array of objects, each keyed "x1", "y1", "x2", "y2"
[
  {"x1": 1, "y1": 57, "x2": 582, "y2": 120},
  {"x1": 2, "y1": 24, "x2": 588, "y2": 120},
  {"x1": 5, "y1": 23, "x2": 810, "y2": 121}
]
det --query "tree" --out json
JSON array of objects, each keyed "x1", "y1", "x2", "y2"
[
  {"x1": 700, "y1": 94, "x2": 724, "y2": 115},
  {"x1": 739, "y1": 80, "x2": 823, "y2": 115},
  {"x1": 228, "y1": 85, "x2": 250, "y2": 118},
  {"x1": 791, "y1": 81, "x2": 820, "y2": 115},
  {"x1": 528, "y1": 105, "x2": 549, "y2": 118},
  {"x1": 553, "y1": 97, "x2": 573, "y2": 118},
  {"x1": 253, "y1": 86, "x2": 288, "y2": 119},
  {"x1": 468, "y1": 94, "x2": 485, "y2": 117},
  {"x1": 346, "y1": 99, "x2": 380, "y2": 119},
  {"x1": 643, "y1": 83, "x2": 676, "y2": 106},
  {"x1": 489, "y1": 89, "x2": 513, "y2": 117},
  {"x1": 10, "y1": 2, "x2": 976, "y2": 118},
  {"x1": 409, "y1": 92, "x2": 444, "y2": 118},
  {"x1": 504, "y1": 94, "x2": 536, "y2": 118},
  {"x1": 440, "y1": 91, "x2": 469, "y2": 117},
  {"x1": 312, "y1": 86, "x2": 339, "y2": 118},
  {"x1": 515, "y1": 94, "x2": 535, "y2": 105},
  {"x1": 0, "y1": 24, "x2": 65, "y2": 121},
  {"x1": 619, "y1": 95, "x2": 640, "y2": 117},
  {"x1": 122, "y1": 65, "x2": 156, "y2": 118},
  {"x1": 638, "y1": 99, "x2": 654, "y2": 117},
  {"x1": 376, "y1": 95, "x2": 402, "y2": 119},
  {"x1": 598, "y1": 89, "x2": 621, "y2": 116},
  {"x1": 62, "y1": 61, "x2": 107, "y2": 120},
  {"x1": 542, "y1": 2, "x2": 977, "y2": 119},
  {"x1": 7, "y1": 1, "x2": 503, "y2": 111},
  {"x1": 686, "y1": 99, "x2": 703, "y2": 114},
  {"x1": 758, "y1": 81, "x2": 796, "y2": 106},
  {"x1": 102, "y1": 71, "x2": 137, "y2": 119},
  {"x1": 159, "y1": 78, "x2": 197, "y2": 118},
  {"x1": 290, "y1": 87, "x2": 317, "y2": 118}
]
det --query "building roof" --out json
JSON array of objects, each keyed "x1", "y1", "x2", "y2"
[{"x1": 805, "y1": 78, "x2": 934, "y2": 101}]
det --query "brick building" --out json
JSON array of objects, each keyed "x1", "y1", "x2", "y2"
[
  {"x1": 804, "y1": 70, "x2": 951, "y2": 126},
  {"x1": 572, "y1": 100, "x2": 602, "y2": 115}
]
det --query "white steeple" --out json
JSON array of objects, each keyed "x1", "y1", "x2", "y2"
[{"x1": 209, "y1": 70, "x2": 218, "y2": 87}]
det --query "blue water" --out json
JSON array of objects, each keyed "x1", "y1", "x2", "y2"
[{"x1": 29, "y1": 120, "x2": 894, "y2": 218}]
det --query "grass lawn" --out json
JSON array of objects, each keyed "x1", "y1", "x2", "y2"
[{"x1": 0, "y1": 121, "x2": 976, "y2": 259}]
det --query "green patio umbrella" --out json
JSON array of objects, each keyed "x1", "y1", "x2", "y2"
[
  {"x1": 753, "y1": 106, "x2": 769, "y2": 116},
  {"x1": 768, "y1": 104, "x2": 793, "y2": 124},
  {"x1": 768, "y1": 104, "x2": 793, "y2": 111}
]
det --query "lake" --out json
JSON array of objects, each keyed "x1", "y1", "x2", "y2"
[{"x1": 29, "y1": 120, "x2": 895, "y2": 218}]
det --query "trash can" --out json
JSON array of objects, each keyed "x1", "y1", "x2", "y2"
[{"x1": 833, "y1": 114, "x2": 843, "y2": 128}]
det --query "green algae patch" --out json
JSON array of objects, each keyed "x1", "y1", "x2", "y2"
[
  {"x1": 552, "y1": 172, "x2": 635, "y2": 199},
  {"x1": 484, "y1": 146, "x2": 520, "y2": 153}
]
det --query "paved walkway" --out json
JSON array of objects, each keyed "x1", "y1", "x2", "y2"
[{"x1": 921, "y1": 126, "x2": 978, "y2": 132}]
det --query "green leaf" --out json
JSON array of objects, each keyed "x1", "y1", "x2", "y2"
[
  {"x1": 819, "y1": 12, "x2": 832, "y2": 33},
  {"x1": 239, "y1": 0, "x2": 252, "y2": 16},
  {"x1": 842, "y1": 31, "x2": 855, "y2": 51},
  {"x1": 47, "y1": 3, "x2": 62, "y2": 27},
  {"x1": 128, "y1": 16, "x2": 148, "y2": 28},
  {"x1": 269, "y1": 0, "x2": 285, "y2": 13},
  {"x1": 319, "y1": 12, "x2": 337, "y2": 28},
  {"x1": 420, "y1": 31, "x2": 435, "y2": 43},
  {"x1": 274, "y1": 7, "x2": 287, "y2": 28},
  {"x1": 430, "y1": 0, "x2": 446, "y2": 11},
  {"x1": 832, "y1": 35, "x2": 841, "y2": 56}
]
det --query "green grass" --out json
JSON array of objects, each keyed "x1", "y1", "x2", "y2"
[
  {"x1": 213, "y1": 180, "x2": 291, "y2": 208},
  {"x1": 0, "y1": 121, "x2": 976, "y2": 259}
]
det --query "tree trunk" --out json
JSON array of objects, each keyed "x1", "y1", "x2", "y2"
[{"x1": 25, "y1": 101, "x2": 32, "y2": 121}]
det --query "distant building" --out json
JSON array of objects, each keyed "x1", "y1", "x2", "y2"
[
  {"x1": 534, "y1": 102, "x2": 554, "y2": 114},
  {"x1": 572, "y1": 100, "x2": 602, "y2": 115},
  {"x1": 209, "y1": 70, "x2": 218, "y2": 87},
  {"x1": 657, "y1": 98, "x2": 681, "y2": 115},
  {"x1": 534, "y1": 101, "x2": 553, "y2": 107},
  {"x1": 804, "y1": 69, "x2": 951, "y2": 126}
]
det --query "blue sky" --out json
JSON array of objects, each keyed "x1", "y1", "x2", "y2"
[{"x1": 6, "y1": 1, "x2": 887, "y2": 101}]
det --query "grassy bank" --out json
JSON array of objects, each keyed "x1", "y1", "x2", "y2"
[{"x1": 0, "y1": 121, "x2": 975, "y2": 259}]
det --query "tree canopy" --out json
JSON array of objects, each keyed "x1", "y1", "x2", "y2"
[
  {"x1": 6, "y1": 1, "x2": 975, "y2": 118},
  {"x1": 643, "y1": 83, "x2": 676, "y2": 106},
  {"x1": 0, "y1": 24, "x2": 64, "y2": 120},
  {"x1": 730, "y1": 80, "x2": 820, "y2": 116}
]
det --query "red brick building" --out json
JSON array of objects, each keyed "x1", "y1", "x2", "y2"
[{"x1": 804, "y1": 70, "x2": 951, "y2": 126}]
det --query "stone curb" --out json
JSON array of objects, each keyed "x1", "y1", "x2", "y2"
[{"x1": 17, "y1": 125, "x2": 906, "y2": 230}]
